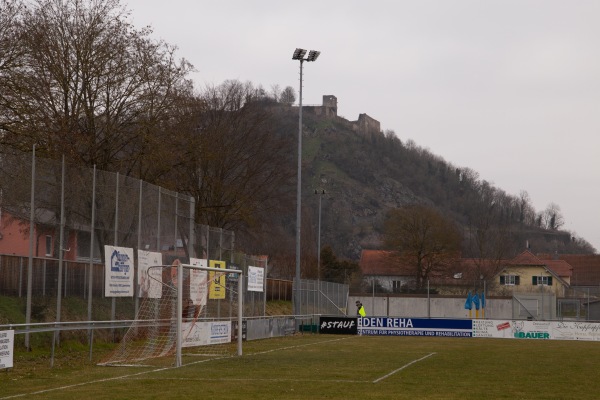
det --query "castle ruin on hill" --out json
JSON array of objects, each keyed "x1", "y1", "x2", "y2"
[{"x1": 301, "y1": 95, "x2": 381, "y2": 136}]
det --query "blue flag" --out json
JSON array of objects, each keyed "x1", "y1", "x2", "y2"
[
  {"x1": 472, "y1": 293, "x2": 480, "y2": 310},
  {"x1": 464, "y1": 292, "x2": 472, "y2": 310}
]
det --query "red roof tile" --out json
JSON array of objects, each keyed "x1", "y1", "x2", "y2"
[
  {"x1": 359, "y1": 249, "x2": 575, "y2": 286},
  {"x1": 508, "y1": 250, "x2": 545, "y2": 266},
  {"x1": 359, "y1": 250, "x2": 414, "y2": 276},
  {"x1": 538, "y1": 254, "x2": 600, "y2": 286},
  {"x1": 543, "y1": 259, "x2": 572, "y2": 279}
]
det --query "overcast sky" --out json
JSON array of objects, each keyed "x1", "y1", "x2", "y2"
[{"x1": 125, "y1": 0, "x2": 600, "y2": 252}]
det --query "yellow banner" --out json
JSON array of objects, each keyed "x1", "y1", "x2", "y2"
[{"x1": 209, "y1": 260, "x2": 226, "y2": 299}]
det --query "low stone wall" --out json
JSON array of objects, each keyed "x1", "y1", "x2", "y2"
[{"x1": 349, "y1": 296, "x2": 513, "y2": 319}]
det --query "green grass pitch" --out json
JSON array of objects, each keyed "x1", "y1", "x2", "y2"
[{"x1": 2, "y1": 334, "x2": 600, "y2": 399}]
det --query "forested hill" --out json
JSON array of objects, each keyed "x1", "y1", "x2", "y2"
[{"x1": 258, "y1": 103, "x2": 595, "y2": 267}]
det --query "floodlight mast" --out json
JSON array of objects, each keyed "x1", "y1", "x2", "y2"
[{"x1": 291, "y1": 48, "x2": 320, "y2": 317}]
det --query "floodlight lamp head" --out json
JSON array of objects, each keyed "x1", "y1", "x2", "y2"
[
  {"x1": 307, "y1": 50, "x2": 321, "y2": 62},
  {"x1": 292, "y1": 48, "x2": 307, "y2": 60}
]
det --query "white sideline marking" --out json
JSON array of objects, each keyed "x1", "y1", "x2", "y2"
[
  {"x1": 129, "y1": 376, "x2": 372, "y2": 384},
  {"x1": 0, "y1": 337, "x2": 351, "y2": 400},
  {"x1": 372, "y1": 352, "x2": 436, "y2": 383}
]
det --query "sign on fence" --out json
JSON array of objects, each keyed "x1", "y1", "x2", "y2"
[
  {"x1": 104, "y1": 246, "x2": 134, "y2": 297},
  {"x1": 359, "y1": 318, "x2": 600, "y2": 342},
  {"x1": 181, "y1": 321, "x2": 231, "y2": 347},
  {"x1": 247, "y1": 266, "x2": 264, "y2": 292},
  {"x1": 138, "y1": 250, "x2": 163, "y2": 299},
  {"x1": 208, "y1": 260, "x2": 226, "y2": 300},
  {"x1": 0, "y1": 330, "x2": 14, "y2": 369},
  {"x1": 189, "y1": 258, "x2": 208, "y2": 306},
  {"x1": 359, "y1": 317, "x2": 472, "y2": 337}
]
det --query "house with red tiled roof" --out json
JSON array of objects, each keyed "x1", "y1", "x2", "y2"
[
  {"x1": 493, "y1": 250, "x2": 572, "y2": 298},
  {"x1": 358, "y1": 250, "x2": 415, "y2": 292},
  {"x1": 537, "y1": 254, "x2": 600, "y2": 291},
  {"x1": 358, "y1": 249, "x2": 574, "y2": 297},
  {"x1": 428, "y1": 257, "x2": 504, "y2": 295}
]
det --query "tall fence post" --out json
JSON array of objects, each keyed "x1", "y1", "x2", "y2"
[
  {"x1": 42, "y1": 259, "x2": 47, "y2": 297},
  {"x1": 135, "y1": 178, "x2": 142, "y2": 322},
  {"x1": 111, "y1": 172, "x2": 119, "y2": 339},
  {"x1": 88, "y1": 165, "x2": 96, "y2": 360},
  {"x1": 25, "y1": 145, "x2": 36, "y2": 350},
  {"x1": 51, "y1": 155, "x2": 66, "y2": 366},
  {"x1": 189, "y1": 197, "x2": 195, "y2": 259},
  {"x1": 156, "y1": 187, "x2": 161, "y2": 253},
  {"x1": 174, "y1": 193, "x2": 178, "y2": 256}
]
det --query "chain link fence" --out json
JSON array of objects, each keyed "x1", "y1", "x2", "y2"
[
  {"x1": 294, "y1": 279, "x2": 349, "y2": 316},
  {"x1": 0, "y1": 150, "x2": 273, "y2": 330}
]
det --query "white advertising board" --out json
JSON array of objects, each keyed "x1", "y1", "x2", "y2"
[
  {"x1": 137, "y1": 250, "x2": 163, "y2": 299},
  {"x1": 189, "y1": 258, "x2": 208, "y2": 306},
  {"x1": 472, "y1": 319, "x2": 600, "y2": 341},
  {"x1": 247, "y1": 265, "x2": 264, "y2": 292},
  {"x1": 181, "y1": 321, "x2": 231, "y2": 347},
  {"x1": 104, "y1": 246, "x2": 135, "y2": 297},
  {"x1": 549, "y1": 321, "x2": 600, "y2": 341},
  {"x1": 0, "y1": 330, "x2": 14, "y2": 369}
]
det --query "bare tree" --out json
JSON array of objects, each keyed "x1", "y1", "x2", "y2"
[
  {"x1": 516, "y1": 190, "x2": 536, "y2": 226},
  {"x1": 170, "y1": 80, "x2": 295, "y2": 233},
  {"x1": 0, "y1": 0, "x2": 25, "y2": 74},
  {"x1": 542, "y1": 202, "x2": 565, "y2": 230},
  {"x1": 280, "y1": 86, "x2": 296, "y2": 106},
  {"x1": 384, "y1": 205, "x2": 462, "y2": 291},
  {"x1": 269, "y1": 84, "x2": 281, "y2": 102},
  {"x1": 464, "y1": 181, "x2": 513, "y2": 279},
  {"x1": 0, "y1": 0, "x2": 26, "y2": 134},
  {"x1": 0, "y1": 0, "x2": 193, "y2": 175}
]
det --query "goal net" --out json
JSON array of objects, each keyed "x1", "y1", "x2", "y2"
[{"x1": 99, "y1": 261, "x2": 243, "y2": 367}]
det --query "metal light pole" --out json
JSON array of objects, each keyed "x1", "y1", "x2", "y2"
[
  {"x1": 292, "y1": 48, "x2": 320, "y2": 316},
  {"x1": 315, "y1": 189, "x2": 325, "y2": 314},
  {"x1": 315, "y1": 189, "x2": 326, "y2": 280}
]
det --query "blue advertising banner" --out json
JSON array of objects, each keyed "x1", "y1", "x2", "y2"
[{"x1": 359, "y1": 317, "x2": 473, "y2": 337}]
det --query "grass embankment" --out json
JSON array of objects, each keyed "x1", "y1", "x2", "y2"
[{"x1": 0, "y1": 295, "x2": 292, "y2": 350}]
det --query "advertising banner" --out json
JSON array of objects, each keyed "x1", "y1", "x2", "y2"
[
  {"x1": 104, "y1": 246, "x2": 134, "y2": 297},
  {"x1": 473, "y1": 319, "x2": 600, "y2": 341},
  {"x1": 359, "y1": 317, "x2": 472, "y2": 337},
  {"x1": 137, "y1": 250, "x2": 163, "y2": 299},
  {"x1": 320, "y1": 316, "x2": 358, "y2": 335},
  {"x1": 550, "y1": 321, "x2": 600, "y2": 341},
  {"x1": 472, "y1": 320, "x2": 550, "y2": 339},
  {"x1": 189, "y1": 258, "x2": 208, "y2": 306},
  {"x1": 182, "y1": 321, "x2": 232, "y2": 347},
  {"x1": 0, "y1": 330, "x2": 14, "y2": 369},
  {"x1": 247, "y1": 265, "x2": 264, "y2": 292},
  {"x1": 209, "y1": 260, "x2": 226, "y2": 299}
]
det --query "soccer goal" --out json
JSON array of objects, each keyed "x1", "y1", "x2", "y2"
[{"x1": 99, "y1": 261, "x2": 243, "y2": 367}]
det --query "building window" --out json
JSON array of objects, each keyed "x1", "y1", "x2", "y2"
[
  {"x1": 500, "y1": 275, "x2": 520, "y2": 286},
  {"x1": 45, "y1": 236, "x2": 52, "y2": 257},
  {"x1": 392, "y1": 280, "x2": 403, "y2": 293},
  {"x1": 532, "y1": 276, "x2": 553, "y2": 286},
  {"x1": 77, "y1": 231, "x2": 101, "y2": 262}
]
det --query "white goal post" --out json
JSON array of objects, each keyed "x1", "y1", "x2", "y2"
[
  {"x1": 175, "y1": 263, "x2": 244, "y2": 367},
  {"x1": 99, "y1": 261, "x2": 244, "y2": 367}
]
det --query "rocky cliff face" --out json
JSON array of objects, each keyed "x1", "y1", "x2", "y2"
[{"x1": 264, "y1": 106, "x2": 594, "y2": 264}]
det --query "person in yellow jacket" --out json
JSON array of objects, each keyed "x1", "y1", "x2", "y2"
[{"x1": 356, "y1": 300, "x2": 366, "y2": 317}]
